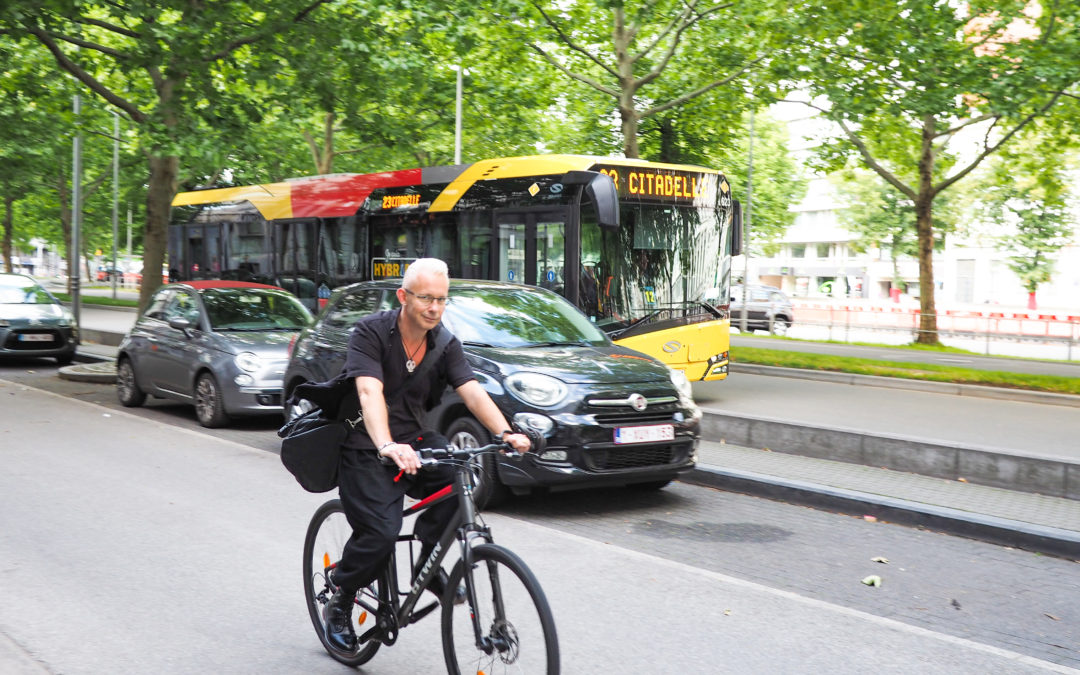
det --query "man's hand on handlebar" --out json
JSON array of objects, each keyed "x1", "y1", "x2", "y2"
[
  {"x1": 502, "y1": 432, "x2": 531, "y2": 454},
  {"x1": 380, "y1": 442, "x2": 422, "y2": 475}
]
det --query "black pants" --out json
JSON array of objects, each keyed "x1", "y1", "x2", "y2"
[{"x1": 333, "y1": 432, "x2": 457, "y2": 595}]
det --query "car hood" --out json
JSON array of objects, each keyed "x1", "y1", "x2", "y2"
[
  {"x1": 210, "y1": 329, "x2": 299, "y2": 356},
  {"x1": 0, "y1": 303, "x2": 72, "y2": 325},
  {"x1": 465, "y1": 344, "x2": 671, "y2": 384}
]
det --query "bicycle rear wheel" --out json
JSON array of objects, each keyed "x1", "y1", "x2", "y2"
[
  {"x1": 442, "y1": 543, "x2": 559, "y2": 674},
  {"x1": 302, "y1": 499, "x2": 382, "y2": 666}
]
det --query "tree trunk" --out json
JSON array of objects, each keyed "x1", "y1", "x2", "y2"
[
  {"x1": 140, "y1": 154, "x2": 179, "y2": 312},
  {"x1": 914, "y1": 115, "x2": 939, "y2": 345},
  {"x1": 613, "y1": 8, "x2": 639, "y2": 159},
  {"x1": 2, "y1": 192, "x2": 13, "y2": 273},
  {"x1": 658, "y1": 118, "x2": 678, "y2": 163}
]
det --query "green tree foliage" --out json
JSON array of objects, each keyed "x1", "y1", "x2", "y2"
[
  {"x1": 721, "y1": 110, "x2": 807, "y2": 252},
  {"x1": 523, "y1": 0, "x2": 787, "y2": 159},
  {"x1": 3, "y1": 0, "x2": 335, "y2": 309},
  {"x1": 789, "y1": 0, "x2": 1080, "y2": 343},
  {"x1": 974, "y1": 126, "x2": 1077, "y2": 301}
]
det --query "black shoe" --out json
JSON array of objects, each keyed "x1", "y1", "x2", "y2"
[
  {"x1": 323, "y1": 588, "x2": 358, "y2": 652},
  {"x1": 427, "y1": 569, "x2": 466, "y2": 605}
]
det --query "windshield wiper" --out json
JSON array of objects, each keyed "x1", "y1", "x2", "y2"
[{"x1": 462, "y1": 340, "x2": 496, "y2": 348}]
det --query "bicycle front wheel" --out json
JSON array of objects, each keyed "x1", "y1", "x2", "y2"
[
  {"x1": 442, "y1": 543, "x2": 559, "y2": 674},
  {"x1": 303, "y1": 499, "x2": 382, "y2": 667}
]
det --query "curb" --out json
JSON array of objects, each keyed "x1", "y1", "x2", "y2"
[
  {"x1": 699, "y1": 409, "x2": 1080, "y2": 500},
  {"x1": 684, "y1": 465, "x2": 1080, "y2": 560},
  {"x1": 58, "y1": 361, "x2": 117, "y2": 384},
  {"x1": 730, "y1": 362, "x2": 1080, "y2": 408}
]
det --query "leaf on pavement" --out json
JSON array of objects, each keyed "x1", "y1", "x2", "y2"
[
  {"x1": 861, "y1": 575, "x2": 882, "y2": 587},
  {"x1": 871, "y1": 556, "x2": 889, "y2": 563}
]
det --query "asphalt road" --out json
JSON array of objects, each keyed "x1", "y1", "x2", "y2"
[{"x1": 1, "y1": 361, "x2": 1078, "y2": 672}]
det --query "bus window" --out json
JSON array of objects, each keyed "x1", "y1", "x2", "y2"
[
  {"x1": 369, "y1": 213, "x2": 457, "y2": 280},
  {"x1": 275, "y1": 219, "x2": 319, "y2": 310},
  {"x1": 226, "y1": 217, "x2": 271, "y2": 283},
  {"x1": 319, "y1": 216, "x2": 365, "y2": 289},
  {"x1": 497, "y1": 220, "x2": 526, "y2": 284},
  {"x1": 536, "y1": 221, "x2": 564, "y2": 293},
  {"x1": 458, "y1": 212, "x2": 493, "y2": 280}
]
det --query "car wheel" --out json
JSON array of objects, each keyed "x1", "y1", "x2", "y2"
[
  {"x1": 194, "y1": 372, "x2": 229, "y2": 428},
  {"x1": 446, "y1": 416, "x2": 508, "y2": 509},
  {"x1": 116, "y1": 358, "x2": 147, "y2": 407},
  {"x1": 770, "y1": 317, "x2": 790, "y2": 336},
  {"x1": 55, "y1": 351, "x2": 74, "y2": 366}
]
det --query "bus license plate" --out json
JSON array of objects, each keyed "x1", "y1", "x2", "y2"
[
  {"x1": 614, "y1": 424, "x2": 674, "y2": 445},
  {"x1": 18, "y1": 334, "x2": 53, "y2": 342}
]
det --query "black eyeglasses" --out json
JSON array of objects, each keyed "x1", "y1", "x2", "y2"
[{"x1": 404, "y1": 289, "x2": 451, "y2": 306}]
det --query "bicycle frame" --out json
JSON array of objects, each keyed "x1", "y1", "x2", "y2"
[{"x1": 340, "y1": 459, "x2": 493, "y2": 646}]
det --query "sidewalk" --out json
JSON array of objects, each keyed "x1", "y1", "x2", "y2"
[{"x1": 68, "y1": 308, "x2": 1080, "y2": 559}]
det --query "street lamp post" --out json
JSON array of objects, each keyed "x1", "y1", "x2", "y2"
[
  {"x1": 111, "y1": 111, "x2": 119, "y2": 298},
  {"x1": 71, "y1": 93, "x2": 83, "y2": 330}
]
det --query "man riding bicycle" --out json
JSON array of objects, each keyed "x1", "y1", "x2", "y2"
[{"x1": 325, "y1": 257, "x2": 531, "y2": 651}]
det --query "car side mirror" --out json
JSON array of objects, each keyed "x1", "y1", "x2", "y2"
[{"x1": 168, "y1": 317, "x2": 193, "y2": 335}]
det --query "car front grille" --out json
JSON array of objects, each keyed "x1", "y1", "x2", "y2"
[
  {"x1": 594, "y1": 411, "x2": 678, "y2": 425},
  {"x1": 585, "y1": 444, "x2": 681, "y2": 471},
  {"x1": 4, "y1": 329, "x2": 63, "y2": 350}
]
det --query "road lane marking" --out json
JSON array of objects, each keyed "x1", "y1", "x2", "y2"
[{"x1": 498, "y1": 516, "x2": 1078, "y2": 674}]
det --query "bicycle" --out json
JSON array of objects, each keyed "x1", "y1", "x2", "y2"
[{"x1": 302, "y1": 442, "x2": 560, "y2": 673}]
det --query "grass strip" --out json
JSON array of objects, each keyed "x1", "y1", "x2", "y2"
[
  {"x1": 53, "y1": 292, "x2": 139, "y2": 308},
  {"x1": 733, "y1": 346, "x2": 1080, "y2": 396}
]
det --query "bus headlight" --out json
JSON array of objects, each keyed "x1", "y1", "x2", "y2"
[{"x1": 505, "y1": 373, "x2": 568, "y2": 408}]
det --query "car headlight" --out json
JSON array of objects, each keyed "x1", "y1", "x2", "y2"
[
  {"x1": 235, "y1": 352, "x2": 262, "y2": 373},
  {"x1": 504, "y1": 372, "x2": 568, "y2": 408},
  {"x1": 669, "y1": 368, "x2": 696, "y2": 405}
]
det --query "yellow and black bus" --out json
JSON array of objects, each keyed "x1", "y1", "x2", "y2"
[{"x1": 170, "y1": 155, "x2": 741, "y2": 380}]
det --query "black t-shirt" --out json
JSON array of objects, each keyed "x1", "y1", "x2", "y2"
[{"x1": 342, "y1": 308, "x2": 475, "y2": 449}]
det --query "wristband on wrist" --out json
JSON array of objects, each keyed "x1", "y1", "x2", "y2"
[
  {"x1": 499, "y1": 430, "x2": 513, "y2": 440},
  {"x1": 378, "y1": 441, "x2": 395, "y2": 452}
]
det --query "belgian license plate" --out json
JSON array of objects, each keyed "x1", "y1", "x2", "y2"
[
  {"x1": 18, "y1": 334, "x2": 53, "y2": 342},
  {"x1": 614, "y1": 424, "x2": 674, "y2": 445}
]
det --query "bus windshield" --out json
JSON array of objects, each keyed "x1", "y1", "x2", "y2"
[{"x1": 581, "y1": 203, "x2": 725, "y2": 334}]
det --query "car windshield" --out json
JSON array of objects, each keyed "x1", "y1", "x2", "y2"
[
  {"x1": 201, "y1": 288, "x2": 312, "y2": 331},
  {"x1": 0, "y1": 280, "x2": 55, "y2": 304},
  {"x1": 441, "y1": 286, "x2": 608, "y2": 348}
]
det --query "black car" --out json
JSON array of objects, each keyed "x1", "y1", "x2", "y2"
[{"x1": 284, "y1": 280, "x2": 700, "y2": 506}]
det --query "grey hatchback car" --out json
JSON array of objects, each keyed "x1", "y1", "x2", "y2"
[{"x1": 116, "y1": 280, "x2": 313, "y2": 427}]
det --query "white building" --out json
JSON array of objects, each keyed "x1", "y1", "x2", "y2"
[{"x1": 738, "y1": 96, "x2": 1080, "y2": 313}]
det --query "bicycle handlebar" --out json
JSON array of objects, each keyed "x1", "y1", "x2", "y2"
[{"x1": 378, "y1": 442, "x2": 522, "y2": 468}]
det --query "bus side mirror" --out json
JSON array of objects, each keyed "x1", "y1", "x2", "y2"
[
  {"x1": 730, "y1": 199, "x2": 743, "y2": 256},
  {"x1": 563, "y1": 171, "x2": 620, "y2": 229}
]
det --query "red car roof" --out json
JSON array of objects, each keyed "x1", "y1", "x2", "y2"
[{"x1": 180, "y1": 280, "x2": 285, "y2": 291}]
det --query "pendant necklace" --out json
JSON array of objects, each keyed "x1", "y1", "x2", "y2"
[{"x1": 402, "y1": 333, "x2": 425, "y2": 373}]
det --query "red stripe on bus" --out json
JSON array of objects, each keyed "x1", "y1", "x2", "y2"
[{"x1": 290, "y1": 169, "x2": 423, "y2": 218}]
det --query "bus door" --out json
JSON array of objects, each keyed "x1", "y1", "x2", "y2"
[
  {"x1": 493, "y1": 209, "x2": 567, "y2": 292},
  {"x1": 183, "y1": 223, "x2": 224, "y2": 279}
]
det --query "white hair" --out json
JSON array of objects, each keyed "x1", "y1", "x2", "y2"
[{"x1": 402, "y1": 258, "x2": 449, "y2": 289}]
